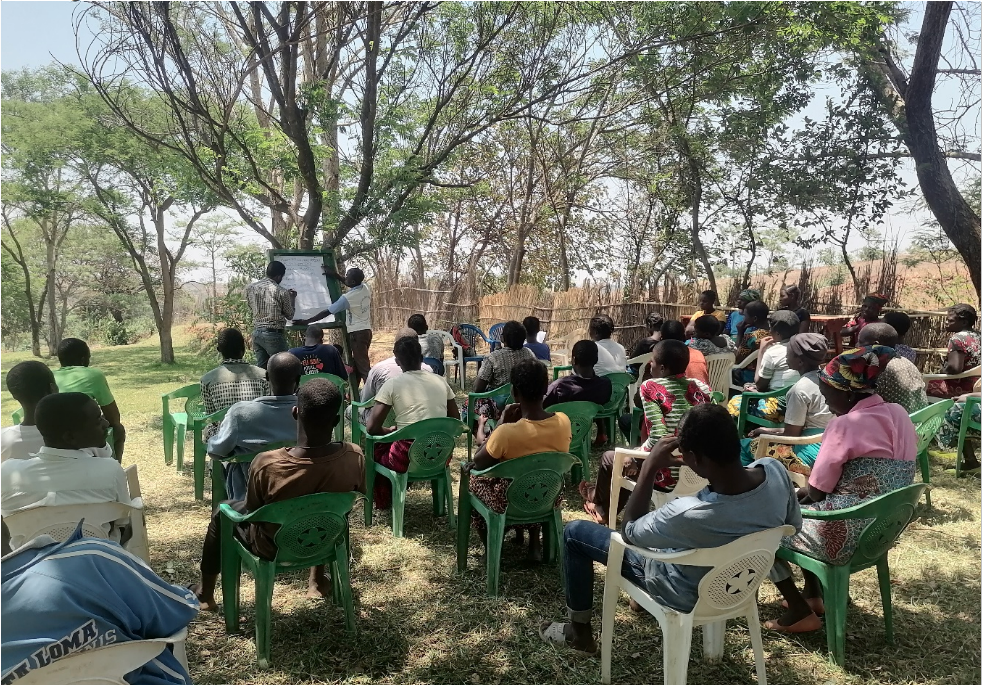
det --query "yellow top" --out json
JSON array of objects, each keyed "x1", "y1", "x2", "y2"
[
  {"x1": 486, "y1": 412, "x2": 572, "y2": 460},
  {"x1": 691, "y1": 309, "x2": 727, "y2": 323}
]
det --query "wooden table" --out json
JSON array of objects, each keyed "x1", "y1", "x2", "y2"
[{"x1": 811, "y1": 315, "x2": 851, "y2": 354}]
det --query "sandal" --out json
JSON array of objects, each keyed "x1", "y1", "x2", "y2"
[
  {"x1": 538, "y1": 622, "x2": 598, "y2": 656},
  {"x1": 782, "y1": 597, "x2": 825, "y2": 616},
  {"x1": 577, "y1": 481, "x2": 594, "y2": 501},
  {"x1": 763, "y1": 613, "x2": 822, "y2": 634}
]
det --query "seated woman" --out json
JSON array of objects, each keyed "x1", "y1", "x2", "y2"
[
  {"x1": 882, "y1": 311, "x2": 917, "y2": 363},
  {"x1": 366, "y1": 336, "x2": 460, "y2": 508},
  {"x1": 408, "y1": 313, "x2": 445, "y2": 376},
  {"x1": 687, "y1": 315, "x2": 736, "y2": 356},
  {"x1": 765, "y1": 346, "x2": 917, "y2": 633},
  {"x1": 926, "y1": 304, "x2": 980, "y2": 399},
  {"x1": 724, "y1": 289, "x2": 760, "y2": 337},
  {"x1": 733, "y1": 300, "x2": 771, "y2": 385},
  {"x1": 728, "y1": 309, "x2": 800, "y2": 422},
  {"x1": 778, "y1": 284, "x2": 811, "y2": 335},
  {"x1": 687, "y1": 289, "x2": 727, "y2": 336},
  {"x1": 470, "y1": 320, "x2": 538, "y2": 440},
  {"x1": 740, "y1": 333, "x2": 832, "y2": 473},
  {"x1": 840, "y1": 293, "x2": 888, "y2": 347},
  {"x1": 468, "y1": 359, "x2": 572, "y2": 561},
  {"x1": 629, "y1": 313, "x2": 664, "y2": 369},
  {"x1": 935, "y1": 379, "x2": 981, "y2": 474}
]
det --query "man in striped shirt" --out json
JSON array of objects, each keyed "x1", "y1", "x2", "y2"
[{"x1": 245, "y1": 261, "x2": 297, "y2": 369}]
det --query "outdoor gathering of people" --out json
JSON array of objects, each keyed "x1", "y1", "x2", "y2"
[{"x1": 1, "y1": 264, "x2": 980, "y2": 685}]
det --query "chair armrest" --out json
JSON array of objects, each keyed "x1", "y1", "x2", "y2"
[
  {"x1": 218, "y1": 501, "x2": 252, "y2": 523},
  {"x1": 466, "y1": 384, "x2": 511, "y2": 401},
  {"x1": 609, "y1": 531, "x2": 699, "y2": 562},
  {"x1": 733, "y1": 350, "x2": 759, "y2": 370},
  {"x1": 922, "y1": 365, "x2": 982, "y2": 381},
  {"x1": 352, "y1": 398, "x2": 376, "y2": 410},
  {"x1": 552, "y1": 365, "x2": 572, "y2": 380},
  {"x1": 757, "y1": 433, "x2": 824, "y2": 445},
  {"x1": 190, "y1": 407, "x2": 227, "y2": 430}
]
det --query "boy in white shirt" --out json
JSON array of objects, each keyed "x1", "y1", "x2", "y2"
[{"x1": 590, "y1": 315, "x2": 627, "y2": 376}]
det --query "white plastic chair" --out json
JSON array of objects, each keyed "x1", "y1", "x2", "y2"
[
  {"x1": 729, "y1": 350, "x2": 759, "y2": 393},
  {"x1": 626, "y1": 352, "x2": 653, "y2": 408},
  {"x1": 16, "y1": 628, "x2": 188, "y2": 685},
  {"x1": 753, "y1": 433, "x2": 825, "y2": 488},
  {"x1": 921, "y1": 365, "x2": 981, "y2": 404},
  {"x1": 607, "y1": 448, "x2": 709, "y2": 530},
  {"x1": 551, "y1": 329, "x2": 587, "y2": 367},
  {"x1": 705, "y1": 352, "x2": 735, "y2": 394},
  {"x1": 434, "y1": 330, "x2": 464, "y2": 384},
  {"x1": 600, "y1": 525, "x2": 795, "y2": 685}
]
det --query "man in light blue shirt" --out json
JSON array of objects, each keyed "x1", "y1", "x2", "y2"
[
  {"x1": 539, "y1": 404, "x2": 801, "y2": 654},
  {"x1": 207, "y1": 352, "x2": 302, "y2": 500}
]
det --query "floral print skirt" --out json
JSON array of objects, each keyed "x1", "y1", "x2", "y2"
[{"x1": 936, "y1": 400, "x2": 981, "y2": 448}]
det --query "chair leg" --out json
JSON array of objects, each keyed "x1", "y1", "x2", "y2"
[
  {"x1": 335, "y1": 544, "x2": 356, "y2": 633},
  {"x1": 443, "y1": 469, "x2": 456, "y2": 529},
  {"x1": 364, "y1": 466, "x2": 376, "y2": 527},
  {"x1": 599, "y1": 558, "x2": 623, "y2": 685},
  {"x1": 918, "y1": 449, "x2": 932, "y2": 508},
  {"x1": 876, "y1": 558, "x2": 894, "y2": 643},
  {"x1": 485, "y1": 515, "x2": 506, "y2": 596},
  {"x1": 552, "y1": 508, "x2": 565, "y2": 584},
  {"x1": 220, "y1": 543, "x2": 242, "y2": 634},
  {"x1": 175, "y1": 421, "x2": 187, "y2": 472},
  {"x1": 662, "y1": 613, "x2": 695, "y2": 685},
  {"x1": 391, "y1": 473, "x2": 408, "y2": 538},
  {"x1": 821, "y1": 565, "x2": 851, "y2": 667},
  {"x1": 193, "y1": 442, "x2": 205, "y2": 501},
  {"x1": 254, "y1": 562, "x2": 276, "y2": 668},
  {"x1": 955, "y1": 428, "x2": 965, "y2": 478},
  {"x1": 162, "y1": 418, "x2": 174, "y2": 466},
  {"x1": 745, "y1": 603, "x2": 768, "y2": 685},
  {"x1": 701, "y1": 620, "x2": 725, "y2": 661},
  {"x1": 456, "y1": 495, "x2": 473, "y2": 572}
]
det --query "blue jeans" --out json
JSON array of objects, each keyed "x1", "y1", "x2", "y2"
[
  {"x1": 564, "y1": 519, "x2": 647, "y2": 622},
  {"x1": 252, "y1": 328, "x2": 288, "y2": 368}
]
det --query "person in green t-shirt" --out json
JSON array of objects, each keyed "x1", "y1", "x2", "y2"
[{"x1": 52, "y1": 338, "x2": 126, "y2": 462}]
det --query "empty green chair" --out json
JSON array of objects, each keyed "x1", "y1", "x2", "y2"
[
  {"x1": 456, "y1": 451, "x2": 578, "y2": 596},
  {"x1": 220, "y1": 491, "x2": 359, "y2": 668},
  {"x1": 465, "y1": 383, "x2": 512, "y2": 460},
  {"x1": 909, "y1": 399, "x2": 954, "y2": 507},
  {"x1": 733, "y1": 384, "x2": 792, "y2": 436},
  {"x1": 211, "y1": 443, "x2": 293, "y2": 507},
  {"x1": 161, "y1": 384, "x2": 201, "y2": 469},
  {"x1": 547, "y1": 401, "x2": 600, "y2": 483},
  {"x1": 299, "y1": 373, "x2": 348, "y2": 441},
  {"x1": 776, "y1": 483, "x2": 926, "y2": 666},
  {"x1": 956, "y1": 396, "x2": 981, "y2": 477},
  {"x1": 363, "y1": 417, "x2": 465, "y2": 537},
  {"x1": 596, "y1": 373, "x2": 633, "y2": 448},
  {"x1": 189, "y1": 406, "x2": 229, "y2": 501}
]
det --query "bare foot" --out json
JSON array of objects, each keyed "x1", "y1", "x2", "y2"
[
  {"x1": 190, "y1": 584, "x2": 219, "y2": 612},
  {"x1": 306, "y1": 575, "x2": 333, "y2": 600},
  {"x1": 583, "y1": 501, "x2": 607, "y2": 525},
  {"x1": 527, "y1": 533, "x2": 543, "y2": 563}
]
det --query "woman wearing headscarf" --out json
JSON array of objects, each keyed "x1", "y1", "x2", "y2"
[
  {"x1": 764, "y1": 346, "x2": 917, "y2": 633},
  {"x1": 739, "y1": 333, "x2": 832, "y2": 472},
  {"x1": 926, "y1": 303, "x2": 980, "y2": 399},
  {"x1": 724, "y1": 288, "x2": 760, "y2": 337}
]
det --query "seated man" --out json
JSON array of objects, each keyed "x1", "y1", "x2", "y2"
[
  {"x1": 2, "y1": 361, "x2": 59, "y2": 463},
  {"x1": 858, "y1": 322, "x2": 929, "y2": 414},
  {"x1": 366, "y1": 336, "x2": 460, "y2": 508},
  {"x1": 200, "y1": 327, "x2": 271, "y2": 440},
  {"x1": 543, "y1": 340, "x2": 612, "y2": 408},
  {"x1": 1, "y1": 393, "x2": 131, "y2": 549},
  {"x1": 590, "y1": 315, "x2": 627, "y2": 376},
  {"x1": 52, "y1": 338, "x2": 126, "y2": 461},
  {"x1": 193, "y1": 379, "x2": 365, "y2": 610},
  {"x1": 539, "y1": 404, "x2": 801, "y2": 654},
  {"x1": 523, "y1": 316, "x2": 551, "y2": 362},
  {"x1": 357, "y1": 328, "x2": 434, "y2": 424},
  {"x1": 687, "y1": 315, "x2": 736, "y2": 356},
  {"x1": 288, "y1": 324, "x2": 349, "y2": 379},
  {"x1": 207, "y1": 352, "x2": 302, "y2": 502},
  {"x1": 408, "y1": 314, "x2": 446, "y2": 376},
  {"x1": 2, "y1": 530, "x2": 198, "y2": 685}
]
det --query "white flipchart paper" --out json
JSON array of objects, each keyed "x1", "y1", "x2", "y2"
[{"x1": 277, "y1": 255, "x2": 335, "y2": 324}]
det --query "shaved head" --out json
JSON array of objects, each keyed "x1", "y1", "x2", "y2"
[
  {"x1": 858, "y1": 322, "x2": 899, "y2": 348},
  {"x1": 266, "y1": 352, "x2": 303, "y2": 395}
]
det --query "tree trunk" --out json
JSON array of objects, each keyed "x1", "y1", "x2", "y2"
[
  {"x1": 155, "y1": 207, "x2": 176, "y2": 364},
  {"x1": 44, "y1": 234, "x2": 59, "y2": 356},
  {"x1": 687, "y1": 161, "x2": 717, "y2": 294}
]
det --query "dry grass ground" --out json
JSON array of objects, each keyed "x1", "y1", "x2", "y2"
[{"x1": 1, "y1": 331, "x2": 979, "y2": 685}]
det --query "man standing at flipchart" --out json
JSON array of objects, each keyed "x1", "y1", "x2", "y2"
[
  {"x1": 296, "y1": 267, "x2": 373, "y2": 398},
  {"x1": 245, "y1": 260, "x2": 297, "y2": 368}
]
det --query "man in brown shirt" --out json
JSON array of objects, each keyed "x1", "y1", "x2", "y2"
[{"x1": 193, "y1": 378, "x2": 365, "y2": 609}]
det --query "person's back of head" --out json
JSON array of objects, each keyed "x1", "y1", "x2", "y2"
[
  {"x1": 296, "y1": 378, "x2": 342, "y2": 439},
  {"x1": 589, "y1": 315, "x2": 613, "y2": 341},
  {"x1": 501, "y1": 320, "x2": 526, "y2": 350},
  {"x1": 35, "y1": 392, "x2": 107, "y2": 450},
  {"x1": 571, "y1": 340, "x2": 599, "y2": 373},
  {"x1": 653, "y1": 339, "x2": 690, "y2": 377},
  {"x1": 882, "y1": 311, "x2": 911, "y2": 339},
  {"x1": 304, "y1": 325, "x2": 325, "y2": 346},
  {"x1": 858, "y1": 322, "x2": 899, "y2": 348},
  {"x1": 744, "y1": 300, "x2": 770, "y2": 326},
  {"x1": 6, "y1": 361, "x2": 57, "y2": 408},
  {"x1": 677, "y1": 404, "x2": 740, "y2": 468},
  {"x1": 645, "y1": 313, "x2": 664, "y2": 335},
  {"x1": 217, "y1": 327, "x2": 246, "y2": 360},
  {"x1": 266, "y1": 260, "x2": 287, "y2": 282},
  {"x1": 659, "y1": 320, "x2": 686, "y2": 342},
  {"x1": 693, "y1": 315, "x2": 720, "y2": 339},
  {"x1": 522, "y1": 316, "x2": 541, "y2": 339},
  {"x1": 393, "y1": 335, "x2": 424, "y2": 371},
  {"x1": 767, "y1": 310, "x2": 799, "y2": 341},
  {"x1": 57, "y1": 338, "x2": 90, "y2": 368},
  {"x1": 510, "y1": 358, "x2": 548, "y2": 403},
  {"x1": 346, "y1": 268, "x2": 365, "y2": 287},
  {"x1": 266, "y1": 352, "x2": 303, "y2": 395},
  {"x1": 407, "y1": 314, "x2": 428, "y2": 335}
]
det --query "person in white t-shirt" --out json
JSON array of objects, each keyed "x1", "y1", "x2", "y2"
[
  {"x1": 727, "y1": 309, "x2": 802, "y2": 425},
  {"x1": 590, "y1": 315, "x2": 627, "y2": 376},
  {"x1": 365, "y1": 335, "x2": 460, "y2": 508}
]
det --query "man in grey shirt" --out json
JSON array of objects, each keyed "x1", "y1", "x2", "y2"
[
  {"x1": 539, "y1": 403, "x2": 801, "y2": 654},
  {"x1": 355, "y1": 328, "x2": 433, "y2": 424}
]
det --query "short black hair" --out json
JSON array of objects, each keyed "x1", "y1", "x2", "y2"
[
  {"x1": 744, "y1": 300, "x2": 769, "y2": 321},
  {"x1": 304, "y1": 325, "x2": 325, "y2": 343},
  {"x1": 35, "y1": 392, "x2": 94, "y2": 441},
  {"x1": 510, "y1": 358, "x2": 548, "y2": 400},
  {"x1": 659, "y1": 320, "x2": 686, "y2": 342},
  {"x1": 589, "y1": 315, "x2": 613, "y2": 340},
  {"x1": 217, "y1": 328, "x2": 246, "y2": 359},
  {"x1": 6, "y1": 361, "x2": 55, "y2": 405},
  {"x1": 393, "y1": 335, "x2": 423, "y2": 366},
  {"x1": 950, "y1": 303, "x2": 978, "y2": 328},
  {"x1": 571, "y1": 339, "x2": 598, "y2": 366},
  {"x1": 522, "y1": 316, "x2": 541, "y2": 336},
  {"x1": 678, "y1": 404, "x2": 740, "y2": 464},
  {"x1": 693, "y1": 315, "x2": 720, "y2": 336},
  {"x1": 654, "y1": 339, "x2": 689, "y2": 375},
  {"x1": 407, "y1": 314, "x2": 427, "y2": 334},
  {"x1": 882, "y1": 311, "x2": 911, "y2": 337},
  {"x1": 501, "y1": 320, "x2": 526, "y2": 349},
  {"x1": 347, "y1": 268, "x2": 365, "y2": 285},
  {"x1": 57, "y1": 338, "x2": 90, "y2": 367},
  {"x1": 645, "y1": 313, "x2": 664, "y2": 333},
  {"x1": 266, "y1": 260, "x2": 287, "y2": 279},
  {"x1": 768, "y1": 310, "x2": 799, "y2": 339},
  {"x1": 296, "y1": 378, "x2": 341, "y2": 426},
  {"x1": 700, "y1": 290, "x2": 717, "y2": 303}
]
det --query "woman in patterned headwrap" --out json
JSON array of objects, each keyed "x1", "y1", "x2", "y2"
[
  {"x1": 764, "y1": 346, "x2": 917, "y2": 634},
  {"x1": 840, "y1": 292, "x2": 889, "y2": 347},
  {"x1": 724, "y1": 288, "x2": 761, "y2": 337}
]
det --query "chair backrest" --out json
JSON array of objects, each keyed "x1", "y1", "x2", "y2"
[
  {"x1": 547, "y1": 402, "x2": 601, "y2": 448},
  {"x1": 488, "y1": 322, "x2": 505, "y2": 343},
  {"x1": 11, "y1": 407, "x2": 24, "y2": 424},
  {"x1": 455, "y1": 323, "x2": 488, "y2": 349},
  {"x1": 847, "y1": 483, "x2": 927, "y2": 566},
  {"x1": 16, "y1": 629, "x2": 187, "y2": 685},
  {"x1": 965, "y1": 396, "x2": 982, "y2": 430},
  {"x1": 246, "y1": 492, "x2": 358, "y2": 566},
  {"x1": 475, "y1": 451, "x2": 578, "y2": 520},
  {"x1": 404, "y1": 418, "x2": 465, "y2": 474},
  {"x1": 185, "y1": 394, "x2": 207, "y2": 421},
  {"x1": 599, "y1": 373, "x2": 634, "y2": 414},
  {"x1": 909, "y1": 399, "x2": 955, "y2": 454},
  {"x1": 161, "y1": 383, "x2": 200, "y2": 413},
  {"x1": 4, "y1": 501, "x2": 141, "y2": 544},
  {"x1": 434, "y1": 330, "x2": 463, "y2": 361},
  {"x1": 671, "y1": 465, "x2": 709, "y2": 498},
  {"x1": 734, "y1": 349, "x2": 759, "y2": 371},
  {"x1": 705, "y1": 352, "x2": 736, "y2": 393},
  {"x1": 710, "y1": 391, "x2": 726, "y2": 405},
  {"x1": 299, "y1": 372, "x2": 348, "y2": 391}
]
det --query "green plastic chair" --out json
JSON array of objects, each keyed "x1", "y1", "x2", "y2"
[
  {"x1": 547, "y1": 401, "x2": 600, "y2": 483},
  {"x1": 552, "y1": 365, "x2": 572, "y2": 381},
  {"x1": 11, "y1": 408, "x2": 23, "y2": 425},
  {"x1": 596, "y1": 373, "x2": 634, "y2": 448},
  {"x1": 363, "y1": 417, "x2": 466, "y2": 537},
  {"x1": 909, "y1": 399, "x2": 954, "y2": 508},
  {"x1": 161, "y1": 384, "x2": 201, "y2": 469},
  {"x1": 955, "y1": 396, "x2": 981, "y2": 477},
  {"x1": 734, "y1": 384, "x2": 792, "y2": 436},
  {"x1": 220, "y1": 491, "x2": 359, "y2": 668},
  {"x1": 465, "y1": 383, "x2": 512, "y2": 460},
  {"x1": 456, "y1": 451, "x2": 578, "y2": 596},
  {"x1": 189, "y1": 406, "x2": 229, "y2": 501},
  {"x1": 776, "y1": 483, "x2": 926, "y2": 666},
  {"x1": 299, "y1": 373, "x2": 349, "y2": 442},
  {"x1": 211, "y1": 443, "x2": 293, "y2": 507},
  {"x1": 628, "y1": 391, "x2": 727, "y2": 447}
]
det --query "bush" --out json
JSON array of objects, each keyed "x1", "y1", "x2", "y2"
[{"x1": 103, "y1": 320, "x2": 132, "y2": 346}]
